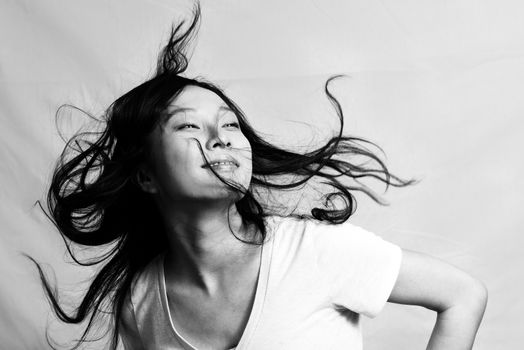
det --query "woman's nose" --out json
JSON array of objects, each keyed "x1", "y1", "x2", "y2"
[{"x1": 205, "y1": 128, "x2": 231, "y2": 149}]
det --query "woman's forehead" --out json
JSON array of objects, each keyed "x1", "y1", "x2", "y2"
[
  {"x1": 161, "y1": 86, "x2": 236, "y2": 126},
  {"x1": 168, "y1": 85, "x2": 228, "y2": 111}
]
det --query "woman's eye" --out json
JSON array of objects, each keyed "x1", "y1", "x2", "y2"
[
  {"x1": 178, "y1": 124, "x2": 199, "y2": 130},
  {"x1": 224, "y1": 122, "x2": 240, "y2": 128}
]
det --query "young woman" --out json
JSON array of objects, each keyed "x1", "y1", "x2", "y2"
[{"x1": 32, "y1": 6, "x2": 487, "y2": 350}]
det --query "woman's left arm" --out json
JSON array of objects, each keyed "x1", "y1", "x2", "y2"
[{"x1": 388, "y1": 249, "x2": 488, "y2": 350}]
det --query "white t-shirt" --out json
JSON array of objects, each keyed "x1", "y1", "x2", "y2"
[{"x1": 119, "y1": 216, "x2": 402, "y2": 350}]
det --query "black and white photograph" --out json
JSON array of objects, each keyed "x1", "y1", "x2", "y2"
[{"x1": 1, "y1": 1, "x2": 521, "y2": 349}]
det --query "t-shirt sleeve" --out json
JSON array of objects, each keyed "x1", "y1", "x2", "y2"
[
  {"x1": 309, "y1": 220, "x2": 402, "y2": 318},
  {"x1": 119, "y1": 290, "x2": 146, "y2": 350}
]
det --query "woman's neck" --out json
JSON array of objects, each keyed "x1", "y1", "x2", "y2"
[{"x1": 162, "y1": 202, "x2": 260, "y2": 296}]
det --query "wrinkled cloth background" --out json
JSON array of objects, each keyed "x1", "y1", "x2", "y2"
[{"x1": 1, "y1": 0, "x2": 522, "y2": 349}]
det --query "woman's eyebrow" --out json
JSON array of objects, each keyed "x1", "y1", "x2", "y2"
[
  {"x1": 218, "y1": 105, "x2": 235, "y2": 116},
  {"x1": 218, "y1": 105, "x2": 233, "y2": 112},
  {"x1": 162, "y1": 105, "x2": 233, "y2": 124},
  {"x1": 168, "y1": 107, "x2": 196, "y2": 118},
  {"x1": 161, "y1": 107, "x2": 195, "y2": 125}
]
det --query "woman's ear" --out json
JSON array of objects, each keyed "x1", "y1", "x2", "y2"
[{"x1": 135, "y1": 166, "x2": 159, "y2": 194}]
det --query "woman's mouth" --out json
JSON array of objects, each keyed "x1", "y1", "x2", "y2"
[
  {"x1": 206, "y1": 161, "x2": 238, "y2": 171},
  {"x1": 201, "y1": 156, "x2": 239, "y2": 170}
]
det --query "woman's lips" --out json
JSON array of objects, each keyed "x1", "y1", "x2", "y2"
[
  {"x1": 206, "y1": 161, "x2": 238, "y2": 171},
  {"x1": 201, "y1": 156, "x2": 239, "y2": 168}
]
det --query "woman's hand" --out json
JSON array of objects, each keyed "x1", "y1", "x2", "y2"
[{"x1": 388, "y1": 249, "x2": 488, "y2": 350}]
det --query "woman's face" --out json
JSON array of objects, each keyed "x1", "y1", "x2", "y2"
[{"x1": 142, "y1": 85, "x2": 252, "y2": 204}]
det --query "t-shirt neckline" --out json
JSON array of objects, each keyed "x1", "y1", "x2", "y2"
[{"x1": 158, "y1": 229, "x2": 275, "y2": 350}]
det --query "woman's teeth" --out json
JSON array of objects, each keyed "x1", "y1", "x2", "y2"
[{"x1": 210, "y1": 161, "x2": 236, "y2": 167}]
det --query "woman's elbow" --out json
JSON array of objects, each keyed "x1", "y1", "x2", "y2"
[
  {"x1": 469, "y1": 279, "x2": 488, "y2": 313},
  {"x1": 448, "y1": 277, "x2": 488, "y2": 317}
]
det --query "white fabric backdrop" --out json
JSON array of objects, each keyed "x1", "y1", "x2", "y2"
[{"x1": 1, "y1": 0, "x2": 522, "y2": 348}]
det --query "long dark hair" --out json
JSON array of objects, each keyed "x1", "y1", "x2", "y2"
[{"x1": 29, "y1": 4, "x2": 414, "y2": 349}]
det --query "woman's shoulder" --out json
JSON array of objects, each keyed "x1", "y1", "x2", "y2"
[
  {"x1": 127, "y1": 253, "x2": 164, "y2": 303},
  {"x1": 263, "y1": 215, "x2": 303, "y2": 244},
  {"x1": 263, "y1": 214, "x2": 307, "y2": 233},
  {"x1": 265, "y1": 215, "x2": 392, "y2": 254},
  {"x1": 265, "y1": 214, "x2": 358, "y2": 239},
  {"x1": 263, "y1": 215, "x2": 330, "y2": 253}
]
